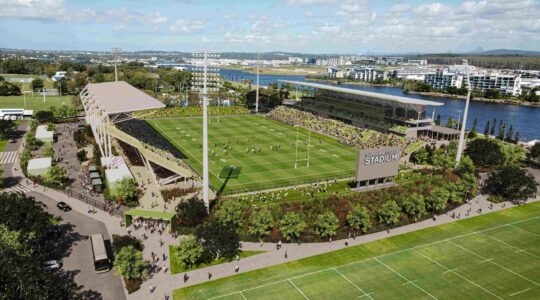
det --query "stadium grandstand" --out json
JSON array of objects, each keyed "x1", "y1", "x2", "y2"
[
  {"x1": 281, "y1": 80, "x2": 460, "y2": 140},
  {"x1": 80, "y1": 81, "x2": 197, "y2": 188}
]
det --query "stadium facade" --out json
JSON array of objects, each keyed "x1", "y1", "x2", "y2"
[{"x1": 280, "y1": 80, "x2": 460, "y2": 140}]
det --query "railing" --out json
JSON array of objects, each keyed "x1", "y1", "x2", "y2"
[{"x1": 65, "y1": 188, "x2": 125, "y2": 218}]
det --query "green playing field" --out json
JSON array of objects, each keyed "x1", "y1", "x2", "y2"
[
  {"x1": 174, "y1": 201, "x2": 540, "y2": 300},
  {"x1": 0, "y1": 95, "x2": 66, "y2": 111},
  {"x1": 147, "y1": 115, "x2": 357, "y2": 195}
]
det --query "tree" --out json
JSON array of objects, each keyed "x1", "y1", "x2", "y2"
[
  {"x1": 530, "y1": 143, "x2": 540, "y2": 161},
  {"x1": 114, "y1": 245, "x2": 147, "y2": 281},
  {"x1": 214, "y1": 200, "x2": 245, "y2": 227},
  {"x1": 76, "y1": 149, "x2": 87, "y2": 162},
  {"x1": 514, "y1": 131, "x2": 520, "y2": 144},
  {"x1": 313, "y1": 211, "x2": 338, "y2": 240},
  {"x1": 43, "y1": 165, "x2": 67, "y2": 187},
  {"x1": 31, "y1": 78, "x2": 44, "y2": 92},
  {"x1": 410, "y1": 147, "x2": 429, "y2": 165},
  {"x1": 54, "y1": 78, "x2": 69, "y2": 95},
  {"x1": 0, "y1": 82, "x2": 22, "y2": 96},
  {"x1": 196, "y1": 219, "x2": 240, "y2": 260},
  {"x1": 248, "y1": 208, "x2": 274, "y2": 240},
  {"x1": 431, "y1": 148, "x2": 454, "y2": 170},
  {"x1": 465, "y1": 138, "x2": 504, "y2": 167},
  {"x1": 346, "y1": 206, "x2": 371, "y2": 235},
  {"x1": 112, "y1": 234, "x2": 143, "y2": 254},
  {"x1": 425, "y1": 187, "x2": 449, "y2": 214},
  {"x1": 72, "y1": 129, "x2": 87, "y2": 146},
  {"x1": 175, "y1": 197, "x2": 208, "y2": 227},
  {"x1": 469, "y1": 118, "x2": 478, "y2": 138},
  {"x1": 497, "y1": 120, "x2": 505, "y2": 140},
  {"x1": 446, "y1": 118, "x2": 458, "y2": 129},
  {"x1": 112, "y1": 178, "x2": 138, "y2": 203},
  {"x1": 0, "y1": 120, "x2": 15, "y2": 139},
  {"x1": 175, "y1": 235, "x2": 204, "y2": 269},
  {"x1": 506, "y1": 125, "x2": 514, "y2": 143},
  {"x1": 279, "y1": 212, "x2": 307, "y2": 242},
  {"x1": 484, "y1": 120, "x2": 490, "y2": 136},
  {"x1": 35, "y1": 110, "x2": 55, "y2": 123},
  {"x1": 402, "y1": 194, "x2": 427, "y2": 222},
  {"x1": 377, "y1": 201, "x2": 401, "y2": 227},
  {"x1": 490, "y1": 118, "x2": 496, "y2": 136},
  {"x1": 484, "y1": 166, "x2": 538, "y2": 201},
  {"x1": 435, "y1": 113, "x2": 441, "y2": 125}
]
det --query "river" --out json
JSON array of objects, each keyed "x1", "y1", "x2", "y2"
[{"x1": 220, "y1": 68, "x2": 540, "y2": 142}]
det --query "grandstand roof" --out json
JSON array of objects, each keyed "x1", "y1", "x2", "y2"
[
  {"x1": 85, "y1": 81, "x2": 165, "y2": 115},
  {"x1": 280, "y1": 80, "x2": 444, "y2": 106}
]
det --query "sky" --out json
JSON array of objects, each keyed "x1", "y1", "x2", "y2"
[{"x1": 0, "y1": 0, "x2": 539, "y2": 54}]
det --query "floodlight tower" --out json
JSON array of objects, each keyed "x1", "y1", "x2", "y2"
[
  {"x1": 112, "y1": 48, "x2": 122, "y2": 82},
  {"x1": 255, "y1": 53, "x2": 260, "y2": 113},
  {"x1": 192, "y1": 51, "x2": 220, "y2": 211},
  {"x1": 455, "y1": 59, "x2": 472, "y2": 166}
]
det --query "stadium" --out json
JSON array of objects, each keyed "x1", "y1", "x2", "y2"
[{"x1": 81, "y1": 79, "x2": 456, "y2": 198}]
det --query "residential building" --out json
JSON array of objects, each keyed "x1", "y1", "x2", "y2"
[
  {"x1": 348, "y1": 67, "x2": 387, "y2": 82},
  {"x1": 51, "y1": 71, "x2": 67, "y2": 81},
  {"x1": 407, "y1": 59, "x2": 428, "y2": 66},
  {"x1": 467, "y1": 72, "x2": 522, "y2": 96},
  {"x1": 424, "y1": 69, "x2": 463, "y2": 90},
  {"x1": 327, "y1": 67, "x2": 345, "y2": 78},
  {"x1": 395, "y1": 67, "x2": 434, "y2": 81}
]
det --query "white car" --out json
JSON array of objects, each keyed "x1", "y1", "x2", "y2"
[{"x1": 43, "y1": 260, "x2": 61, "y2": 271}]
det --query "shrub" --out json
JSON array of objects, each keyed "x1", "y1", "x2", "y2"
[
  {"x1": 313, "y1": 211, "x2": 339, "y2": 240},
  {"x1": 465, "y1": 138, "x2": 504, "y2": 167},
  {"x1": 174, "y1": 235, "x2": 204, "y2": 269},
  {"x1": 77, "y1": 149, "x2": 87, "y2": 162},
  {"x1": 377, "y1": 200, "x2": 401, "y2": 227},
  {"x1": 346, "y1": 205, "x2": 371, "y2": 235},
  {"x1": 112, "y1": 234, "x2": 143, "y2": 254},
  {"x1": 279, "y1": 212, "x2": 306, "y2": 242}
]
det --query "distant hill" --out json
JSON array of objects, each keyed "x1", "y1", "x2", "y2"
[{"x1": 473, "y1": 49, "x2": 540, "y2": 56}]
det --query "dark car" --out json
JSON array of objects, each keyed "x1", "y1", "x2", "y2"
[
  {"x1": 8, "y1": 138, "x2": 16, "y2": 143},
  {"x1": 56, "y1": 202, "x2": 72, "y2": 212}
]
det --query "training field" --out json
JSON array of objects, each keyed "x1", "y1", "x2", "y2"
[
  {"x1": 148, "y1": 115, "x2": 357, "y2": 194},
  {"x1": 0, "y1": 95, "x2": 65, "y2": 111},
  {"x1": 174, "y1": 201, "x2": 540, "y2": 300}
]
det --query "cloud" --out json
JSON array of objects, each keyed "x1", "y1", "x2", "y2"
[
  {"x1": 0, "y1": 0, "x2": 66, "y2": 19},
  {"x1": 170, "y1": 19, "x2": 207, "y2": 33},
  {"x1": 318, "y1": 23, "x2": 340, "y2": 33},
  {"x1": 286, "y1": 0, "x2": 340, "y2": 5}
]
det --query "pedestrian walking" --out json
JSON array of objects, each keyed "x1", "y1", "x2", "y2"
[
  {"x1": 285, "y1": 251, "x2": 288, "y2": 259},
  {"x1": 345, "y1": 240, "x2": 349, "y2": 247},
  {"x1": 208, "y1": 272, "x2": 212, "y2": 280},
  {"x1": 183, "y1": 273, "x2": 189, "y2": 282},
  {"x1": 235, "y1": 265, "x2": 239, "y2": 273},
  {"x1": 149, "y1": 285, "x2": 155, "y2": 293}
]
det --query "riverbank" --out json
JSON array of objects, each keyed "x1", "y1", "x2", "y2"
[
  {"x1": 406, "y1": 91, "x2": 540, "y2": 107},
  {"x1": 305, "y1": 76, "x2": 401, "y2": 88}
]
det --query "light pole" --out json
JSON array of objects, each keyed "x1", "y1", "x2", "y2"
[
  {"x1": 112, "y1": 48, "x2": 122, "y2": 82},
  {"x1": 192, "y1": 51, "x2": 220, "y2": 211},
  {"x1": 42, "y1": 87, "x2": 46, "y2": 103},
  {"x1": 455, "y1": 60, "x2": 471, "y2": 166},
  {"x1": 255, "y1": 53, "x2": 260, "y2": 113},
  {"x1": 306, "y1": 128, "x2": 311, "y2": 167}
]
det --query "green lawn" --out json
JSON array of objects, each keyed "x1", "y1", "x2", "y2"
[
  {"x1": 169, "y1": 247, "x2": 265, "y2": 275},
  {"x1": 174, "y1": 201, "x2": 540, "y2": 300},
  {"x1": 148, "y1": 115, "x2": 357, "y2": 195},
  {"x1": 0, "y1": 139, "x2": 8, "y2": 152},
  {"x1": 0, "y1": 95, "x2": 66, "y2": 111}
]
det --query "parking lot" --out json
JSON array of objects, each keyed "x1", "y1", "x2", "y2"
[{"x1": 31, "y1": 192, "x2": 126, "y2": 300}]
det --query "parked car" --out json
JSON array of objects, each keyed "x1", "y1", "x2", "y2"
[
  {"x1": 56, "y1": 202, "x2": 72, "y2": 212},
  {"x1": 43, "y1": 260, "x2": 61, "y2": 271},
  {"x1": 8, "y1": 138, "x2": 16, "y2": 143}
]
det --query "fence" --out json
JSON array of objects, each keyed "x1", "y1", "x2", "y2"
[{"x1": 65, "y1": 188, "x2": 125, "y2": 218}]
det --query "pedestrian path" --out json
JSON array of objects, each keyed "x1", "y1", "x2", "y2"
[
  {"x1": 2, "y1": 184, "x2": 33, "y2": 194},
  {"x1": 0, "y1": 151, "x2": 18, "y2": 164}
]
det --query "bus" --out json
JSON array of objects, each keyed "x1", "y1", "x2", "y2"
[
  {"x1": 90, "y1": 234, "x2": 110, "y2": 273},
  {"x1": 0, "y1": 109, "x2": 33, "y2": 120}
]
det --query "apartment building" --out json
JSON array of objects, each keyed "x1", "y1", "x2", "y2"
[
  {"x1": 424, "y1": 69, "x2": 463, "y2": 90},
  {"x1": 468, "y1": 73, "x2": 522, "y2": 96},
  {"x1": 347, "y1": 67, "x2": 387, "y2": 81}
]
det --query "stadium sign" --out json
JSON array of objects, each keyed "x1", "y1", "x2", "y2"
[{"x1": 355, "y1": 146, "x2": 401, "y2": 182}]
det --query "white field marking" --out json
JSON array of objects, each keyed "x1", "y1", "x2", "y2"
[
  {"x1": 288, "y1": 279, "x2": 310, "y2": 300},
  {"x1": 510, "y1": 224, "x2": 540, "y2": 238},
  {"x1": 516, "y1": 249, "x2": 526, "y2": 253},
  {"x1": 374, "y1": 258, "x2": 437, "y2": 299},
  {"x1": 446, "y1": 240, "x2": 540, "y2": 287},
  {"x1": 480, "y1": 258, "x2": 495, "y2": 263},
  {"x1": 402, "y1": 280, "x2": 417, "y2": 285},
  {"x1": 415, "y1": 251, "x2": 504, "y2": 300},
  {"x1": 239, "y1": 291, "x2": 248, "y2": 300},
  {"x1": 510, "y1": 288, "x2": 531, "y2": 297},
  {"x1": 480, "y1": 232, "x2": 540, "y2": 260},
  {"x1": 358, "y1": 292, "x2": 375, "y2": 299},
  {"x1": 207, "y1": 215, "x2": 540, "y2": 300},
  {"x1": 332, "y1": 268, "x2": 374, "y2": 300},
  {"x1": 443, "y1": 268, "x2": 458, "y2": 274}
]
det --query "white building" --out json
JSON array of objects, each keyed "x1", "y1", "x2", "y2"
[
  {"x1": 51, "y1": 71, "x2": 67, "y2": 81},
  {"x1": 407, "y1": 59, "x2": 428, "y2": 66},
  {"x1": 395, "y1": 67, "x2": 434, "y2": 81},
  {"x1": 468, "y1": 72, "x2": 522, "y2": 96},
  {"x1": 347, "y1": 67, "x2": 387, "y2": 81},
  {"x1": 424, "y1": 69, "x2": 463, "y2": 90},
  {"x1": 327, "y1": 67, "x2": 345, "y2": 78}
]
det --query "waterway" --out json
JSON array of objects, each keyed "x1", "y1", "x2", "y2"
[{"x1": 220, "y1": 68, "x2": 540, "y2": 142}]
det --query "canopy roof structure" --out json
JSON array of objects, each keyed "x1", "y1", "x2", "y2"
[
  {"x1": 84, "y1": 81, "x2": 165, "y2": 115},
  {"x1": 280, "y1": 80, "x2": 444, "y2": 107}
]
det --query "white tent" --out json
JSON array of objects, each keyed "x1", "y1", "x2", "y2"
[
  {"x1": 27, "y1": 157, "x2": 52, "y2": 176},
  {"x1": 35, "y1": 125, "x2": 54, "y2": 143}
]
